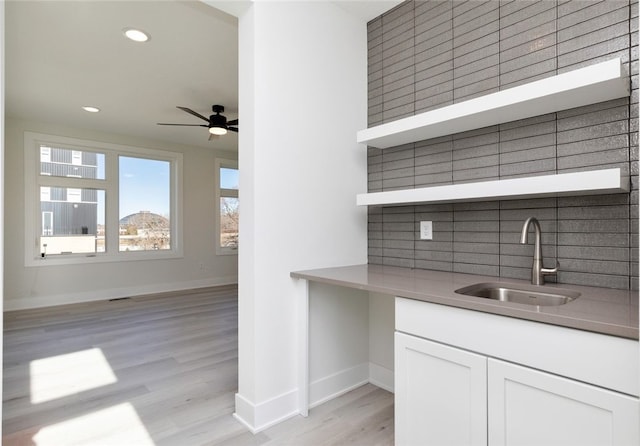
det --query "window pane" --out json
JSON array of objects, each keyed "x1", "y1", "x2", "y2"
[
  {"x1": 220, "y1": 197, "x2": 238, "y2": 249},
  {"x1": 119, "y1": 156, "x2": 171, "y2": 251},
  {"x1": 40, "y1": 187, "x2": 105, "y2": 255},
  {"x1": 71, "y1": 150, "x2": 82, "y2": 165},
  {"x1": 39, "y1": 145, "x2": 105, "y2": 179},
  {"x1": 67, "y1": 188, "x2": 82, "y2": 202},
  {"x1": 220, "y1": 167, "x2": 238, "y2": 190},
  {"x1": 40, "y1": 147, "x2": 51, "y2": 163}
]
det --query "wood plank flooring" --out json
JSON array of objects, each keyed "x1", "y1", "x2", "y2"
[{"x1": 3, "y1": 286, "x2": 394, "y2": 445}]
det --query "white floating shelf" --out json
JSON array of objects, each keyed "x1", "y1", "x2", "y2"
[
  {"x1": 357, "y1": 169, "x2": 629, "y2": 207},
  {"x1": 358, "y1": 58, "x2": 629, "y2": 149}
]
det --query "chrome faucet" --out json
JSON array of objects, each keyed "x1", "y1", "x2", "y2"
[{"x1": 520, "y1": 217, "x2": 558, "y2": 285}]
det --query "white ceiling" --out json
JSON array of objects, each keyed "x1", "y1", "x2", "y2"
[
  {"x1": 5, "y1": 1, "x2": 401, "y2": 152},
  {"x1": 6, "y1": 1, "x2": 239, "y2": 151}
]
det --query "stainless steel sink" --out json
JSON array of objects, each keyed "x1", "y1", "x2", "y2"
[{"x1": 454, "y1": 282, "x2": 580, "y2": 306}]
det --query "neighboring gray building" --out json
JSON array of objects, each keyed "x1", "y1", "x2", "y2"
[{"x1": 40, "y1": 146, "x2": 99, "y2": 237}]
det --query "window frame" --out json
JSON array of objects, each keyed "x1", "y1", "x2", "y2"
[
  {"x1": 24, "y1": 131, "x2": 183, "y2": 267},
  {"x1": 215, "y1": 158, "x2": 238, "y2": 256}
]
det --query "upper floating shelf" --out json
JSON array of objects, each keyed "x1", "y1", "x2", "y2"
[
  {"x1": 356, "y1": 168, "x2": 629, "y2": 207},
  {"x1": 358, "y1": 58, "x2": 629, "y2": 149}
]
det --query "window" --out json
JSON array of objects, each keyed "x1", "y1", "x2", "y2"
[
  {"x1": 39, "y1": 186, "x2": 105, "y2": 255},
  {"x1": 67, "y1": 188, "x2": 82, "y2": 202},
  {"x1": 119, "y1": 157, "x2": 171, "y2": 252},
  {"x1": 40, "y1": 146, "x2": 51, "y2": 163},
  {"x1": 42, "y1": 212, "x2": 53, "y2": 236},
  {"x1": 24, "y1": 132, "x2": 183, "y2": 266},
  {"x1": 216, "y1": 159, "x2": 238, "y2": 255},
  {"x1": 71, "y1": 150, "x2": 82, "y2": 165}
]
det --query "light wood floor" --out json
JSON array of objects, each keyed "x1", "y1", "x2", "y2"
[{"x1": 3, "y1": 286, "x2": 394, "y2": 445}]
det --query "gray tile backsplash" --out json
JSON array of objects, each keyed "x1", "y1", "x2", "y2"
[{"x1": 367, "y1": 0, "x2": 638, "y2": 290}]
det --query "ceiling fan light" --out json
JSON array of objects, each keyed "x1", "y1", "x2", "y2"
[
  {"x1": 209, "y1": 126, "x2": 227, "y2": 136},
  {"x1": 123, "y1": 28, "x2": 150, "y2": 43},
  {"x1": 82, "y1": 106, "x2": 100, "y2": 113}
]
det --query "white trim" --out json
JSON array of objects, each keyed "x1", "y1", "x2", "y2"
[
  {"x1": 358, "y1": 58, "x2": 629, "y2": 149},
  {"x1": 3, "y1": 276, "x2": 237, "y2": 311},
  {"x1": 24, "y1": 131, "x2": 184, "y2": 266},
  {"x1": 234, "y1": 361, "x2": 392, "y2": 434},
  {"x1": 369, "y1": 362, "x2": 394, "y2": 393},
  {"x1": 357, "y1": 168, "x2": 629, "y2": 207},
  {"x1": 233, "y1": 393, "x2": 257, "y2": 433},
  {"x1": 233, "y1": 389, "x2": 300, "y2": 434},
  {"x1": 297, "y1": 278, "x2": 309, "y2": 416},
  {"x1": 309, "y1": 362, "x2": 370, "y2": 408}
]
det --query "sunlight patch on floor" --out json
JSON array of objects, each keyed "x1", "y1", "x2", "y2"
[
  {"x1": 29, "y1": 348, "x2": 117, "y2": 404},
  {"x1": 32, "y1": 402, "x2": 155, "y2": 446}
]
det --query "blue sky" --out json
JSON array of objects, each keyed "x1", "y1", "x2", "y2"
[
  {"x1": 220, "y1": 167, "x2": 239, "y2": 189},
  {"x1": 95, "y1": 158, "x2": 238, "y2": 225},
  {"x1": 119, "y1": 156, "x2": 170, "y2": 219}
]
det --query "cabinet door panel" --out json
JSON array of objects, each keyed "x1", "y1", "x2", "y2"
[
  {"x1": 395, "y1": 332, "x2": 487, "y2": 446},
  {"x1": 488, "y1": 358, "x2": 639, "y2": 446}
]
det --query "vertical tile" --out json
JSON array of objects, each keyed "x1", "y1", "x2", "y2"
[
  {"x1": 414, "y1": 136, "x2": 453, "y2": 187},
  {"x1": 499, "y1": 113, "x2": 557, "y2": 178},
  {"x1": 381, "y1": 1, "x2": 415, "y2": 124},
  {"x1": 452, "y1": 126, "x2": 499, "y2": 183},
  {"x1": 415, "y1": 202, "x2": 454, "y2": 272},
  {"x1": 499, "y1": 1, "x2": 557, "y2": 89},
  {"x1": 366, "y1": 0, "x2": 636, "y2": 290},
  {"x1": 453, "y1": 1, "x2": 500, "y2": 101},
  {"x1": 415, "y1": 0, "x2": 453, "y2": 113},
  {"x1": 382, "y1": 205, "x2": 415, "y2": 268}
]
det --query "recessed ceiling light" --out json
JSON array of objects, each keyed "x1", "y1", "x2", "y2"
[
  {"x1": 123, "y1": 28, "x2": 150, "y2": 43},
  {"x1": 82, "y1": 106, "x2": 100, "y2": 113}
]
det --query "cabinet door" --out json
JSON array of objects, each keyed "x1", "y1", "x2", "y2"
[
  {"x1": 488, "y1": 358, "x2": 639, "y2": 446},
  {"x1": 395, "y1": 332, "x2": 487, "y2": 446}
]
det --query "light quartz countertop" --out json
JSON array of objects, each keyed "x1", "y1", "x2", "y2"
[{"x1": 291, "y1": 264, "x2": 639, "y2": 340}]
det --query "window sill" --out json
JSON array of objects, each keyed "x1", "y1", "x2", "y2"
[{"x1": 25, "y1": 249, "x2": 184, "y2": 267}]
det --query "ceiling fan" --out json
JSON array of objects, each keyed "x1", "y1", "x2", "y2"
[{"x1": 157, "y1": 105, "x2": 238, "y2": 140}]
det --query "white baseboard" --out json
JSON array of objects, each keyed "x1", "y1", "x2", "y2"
[
  {"x1": 233, "y1": 362, "x2": 377, "y2": 433},
  {"x1": 369, "y1": 362, "x2": 394, "y2": 393},
  {"x1": 310, "y1": 362, "x2": 370, "y2": 408},
  {"x1": 4, "y1": 276, "x2": 238, "y2": 311},
  {"x1": 234, "y1": 389, "x2": 300, "y2": 434}
]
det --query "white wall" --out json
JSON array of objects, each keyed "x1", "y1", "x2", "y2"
[
  {"x1": 309, "y1": 283, "x2": 369, "y2": 406},
  {"x1": 233, "y1": 1, "x2": 368, "y2": 432},
  {"x1": 4, "y1": 118, "x2": 238, "y2": 310}
]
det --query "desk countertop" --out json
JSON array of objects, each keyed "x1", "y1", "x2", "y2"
[{"x1": 291, "y1": 264, "x2": 639, "y2": 339}]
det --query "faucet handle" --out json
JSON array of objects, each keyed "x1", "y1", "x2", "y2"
[{"x1": 541, "y1": 260, "x2": 560, "y2": 276}]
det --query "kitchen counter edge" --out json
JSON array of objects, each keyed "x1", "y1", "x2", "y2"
[{"x1": 291, "y1": 264, "x2": 639, "y2": 340}]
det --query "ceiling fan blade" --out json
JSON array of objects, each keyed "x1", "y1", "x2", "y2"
[
  {"x1": 228, "y1": 127, "x2": 238, "y2": 133},
  {"x1": 227, "y1": 119, "x2": 238, "y2": 126},
  {"x1": 176, "y1": 106, "x2": 210, "y2": 123},
  {"x1": 157, "y1": 123, "x2": 209, "y2": 127}
]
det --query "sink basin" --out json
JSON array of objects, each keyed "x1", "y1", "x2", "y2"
[{"x1": 454, "y1": 282, "x2": 580, "y2": 306}]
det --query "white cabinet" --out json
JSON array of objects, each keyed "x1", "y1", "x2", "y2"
[
  {"x1": 395, "y1": 332, "x2": 487, "y2": 446},
  {"x1": 395, "y1": 332, "x2": 639, "y2": 446},
  {"x1": 395, "y1": 298, "x2": 640, "y2": 446},
  {"x1": 488, "y1": 359, "x2": 640, "y2": 446}
]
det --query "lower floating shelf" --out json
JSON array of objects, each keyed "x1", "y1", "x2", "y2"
[{"x1": 357, "y1": 168, "x2": 629, "y2": 207}]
